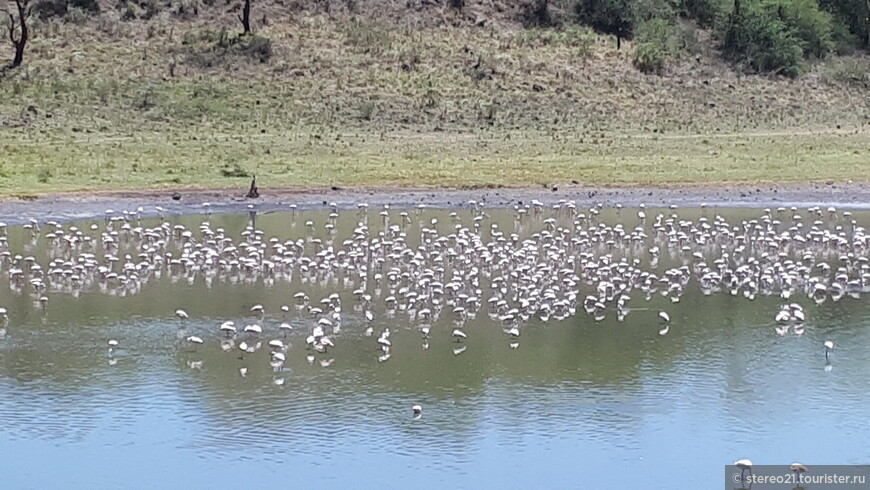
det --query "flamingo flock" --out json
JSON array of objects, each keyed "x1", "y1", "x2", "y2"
[{"x1": 0, "y1": 201, "x2": 866, "y2": 376}]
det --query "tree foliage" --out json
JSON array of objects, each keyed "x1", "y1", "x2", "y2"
[
  {"x1": 571, "y1": 0, "x2": 847, "y2": 75},
  {"x1": 818, "y1": 0, "x2": 869, "y2": 48},
  {"x1": 720, "y1": 0, "x2": 835, "y2": 76},
  {"x1": 574, "y1": 0, "x2": 635, "y2": 47}
]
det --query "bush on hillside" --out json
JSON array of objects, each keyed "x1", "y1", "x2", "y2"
[
  {"x1": 720, "y1": 0, "x2": 834, "y2": 76},
  {"x1": 776, "y1": 0, "x2": 834, "y2": 58},
  {"x1": 118, "y1": 0, "x2": 160, "y2": 20},
  {"x1": 181, "y1": 29, "x2": 273, "y2": 67},
  {"x1": 574, "y1": 0, "x2": 635, "y2": 46},
  {"x1": 818, "y1": 0, "x2": 869, "y2": 49},
  {"x1": 521, "y1": 0, "x2": 554, "y2": 27},
  {"x1": 829, "y1": 21, "x2": 859, "y2": 54},
  {"x1": 632, "y1": 18, "x2": 685, "y2": 73},
  {"x1": 682, "y1": 0, "x2": 720, "y2": 27},
  {"x1": 32, "y1": 0, "x2": 99, "y2": 19},
  {"x1": 632, "y1": 0, "x2": 679, "y2": 22},
  {"x1": 822, "y1": 57, "x2": 870, "y2": 87},
  {"x1": 634, "y1": 41, "x2": 668, "y2": 73}
]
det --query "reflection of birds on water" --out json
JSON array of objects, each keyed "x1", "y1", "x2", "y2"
[
  {"x1": 824, "y1": 340, "x2": 835, "y2": 363},
  {"x1": 0, "y1": 201, "x2": 866, "y2": 397}
]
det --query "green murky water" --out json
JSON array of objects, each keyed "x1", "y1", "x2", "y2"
[{"x1": 1, "y1": 205, "x2": 869, "y2": 489}]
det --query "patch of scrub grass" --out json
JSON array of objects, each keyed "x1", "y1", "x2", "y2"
[
  {"x1": 0, "y1": 127, "x2": 868, "y2": 196},
  {"x1": 220, "y1": 163, "x2": 251, "y2": 178}
]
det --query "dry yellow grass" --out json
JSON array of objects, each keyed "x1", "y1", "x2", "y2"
[{"x1": 0, "y1": 3, "x2": 868, "y2": 195}]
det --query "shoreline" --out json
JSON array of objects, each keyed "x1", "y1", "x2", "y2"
[{"x1": 1, "y1": 182, "x2": 869, "y2": 225}]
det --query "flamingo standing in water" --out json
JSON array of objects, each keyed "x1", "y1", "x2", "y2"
[{"x1": 734, "y1": 459, "x2": 752, "y2": 484}]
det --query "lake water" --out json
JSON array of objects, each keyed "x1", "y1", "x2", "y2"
[{"x1": 0, "y1": 205, "x2": 868, "y2": 489}]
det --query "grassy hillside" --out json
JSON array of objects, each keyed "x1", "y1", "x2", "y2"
[{"x1": 0, "y1": 0, "x2": 869, "y2": 195}]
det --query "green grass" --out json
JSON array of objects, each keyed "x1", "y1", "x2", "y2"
[{"x1": 2, "y1": 123, "x2": 867, "y2": 195}]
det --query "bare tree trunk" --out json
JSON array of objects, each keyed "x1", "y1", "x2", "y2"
[
  {"x1": 238, "y1": 0, "x2": 251, "y2": 35},
  {"x1": 6, "y1": 0, "x2": 29, "y2": 68},
  {"x1": 866, "y1": 0, "x2": 870, "y2": 47}
]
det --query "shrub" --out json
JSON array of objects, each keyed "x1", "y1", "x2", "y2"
[
  {"x1": 358, "y1": 101, "x2": 375, "y2": 121},
  {"x1": 33, "y1": 0, "x2": 99, "y2": 19},
  {"x1": 829, "y1": 21, "x2": 859, "y2": 54},
  {"x1": 236, "y1": 34, "x2": 272, "y2": 63},
  {"x1": 220, "y1": 164, "x2": 250, "y2": 178},
  {"x1": 345, "y1": 20, "x2": 392, "y2": 55},
  {"x1": 682, "y1": 0, "x2": 720, "y2": 27},
  {"x1": 776, "y1": 0, "x2": 834, "y2": 58},
  {"x1": 64, "y1": 6, "x2": 89, "y2": 24},
  {"x1": 632, "y1": 18, "x2": 684, "y2": 73},
  {"x1": 721, "y1": 5, "x2": 805, "y2": 76},
  {"x1": 174, "y1": 0, "x2": 200, "y2": 19},
  {"x1": 117, "y1": 0, "x2": 158, "y2": 20},
  {"x1": 818, "y1": 0, "x2": 869, "y2": 49},
  {"x1": 575, "y1": 0, "x2": 634, "y2": 46},
  {"x1": 37, "y1": 168, "x2": 52, "y2": 184},
  {"x1": 521, "y1": 0, "x2": 553, "y2": 27},
  {"x1": 675, "y1": 20, "x2": 702, "y2": 54},
  {"x1": 719, "y1": 0, "x2": 834, "y2": 75},
  {"x1": 566, "y1": 25, "x2": 599, "y2": 57},
  {"x1": 32, "y1": 0, "x2": 69, "y2": 18},
  {"x1": 635, "y1": 17, "x2": 677, "y2": 48},
  {"x1": 516, "y1": 25, "x2": 597, "y2": 55},
  {"x1": 633, "y1": 41, "x2": 668, "y2": 73},
  {"x1": 822, "y1": 58, "x2": 870, "y2": 87},
  {"x1": 632, "y1": 0, "x2": 678, "y2": 22},
  {"x1": 180, "y1": 30, "x2": 273, "y2": 66}
]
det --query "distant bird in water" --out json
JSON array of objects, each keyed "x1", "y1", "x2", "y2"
[
  {"x1": 790, "y1": 463, "x2": 808, "y2": 477},
  {"x1": 220, "y1": 321, "x2": 237, "y2": 337},
  {"x1": 734, "y1": 459, "x2": 752, "y2": 483},
  {"x1": 250, "y1": 304, "x2": 264, "y2": 315},
  {"x1": 412, "y1": 404, "x2": 422, "y2": 419},
  {"x1": 175, "y1": 309, "x2": 189, "y2": 320},
  {"x1": 185, "y1": 336, "x2": 204, "y2": 351},
  {"x1": 824, "y1": 340, "x2": 835, "y2": 360}
]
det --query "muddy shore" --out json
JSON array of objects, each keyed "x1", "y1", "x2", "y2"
[{"x1": 1, "y1": 182, "x2": 868, "y2": 226}]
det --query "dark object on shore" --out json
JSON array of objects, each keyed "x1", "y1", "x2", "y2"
[
  {"x1": 246, "y1": 175, "x2": 259, "y2": 198},
  {"x1": 331, "y1": 185, "x2": 342, "y2": 191},
  {"x1": 172, "y1": 192, "x2": 181, "y2": 201}
]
